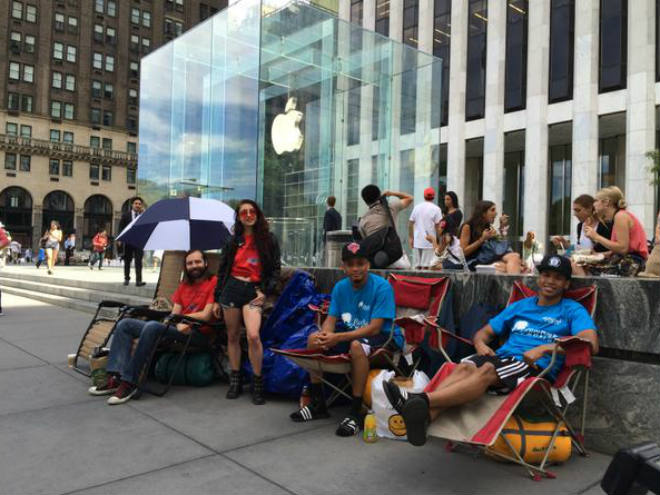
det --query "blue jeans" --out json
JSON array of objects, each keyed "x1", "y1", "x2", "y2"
[
  {"x1": 89, "y1": 251, "x2": 105, "y2": 268},
  {"x1": 106, "y1": 318, "x2": 208, "y2": 384}
]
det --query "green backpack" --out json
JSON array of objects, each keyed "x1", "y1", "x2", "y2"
[{"x1": 154, "y1": 352, "x2": 216, "y2": 387}]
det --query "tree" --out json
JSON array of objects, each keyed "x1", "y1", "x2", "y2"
[{"x1": 645, "y1": 150, "x2": 660, "y2": 185}]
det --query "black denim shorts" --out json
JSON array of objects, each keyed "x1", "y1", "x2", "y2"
[{"x1": 220, "y1": 277, "x2": 259, "y2": 309}]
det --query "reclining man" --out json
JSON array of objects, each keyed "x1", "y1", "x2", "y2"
[
  {"x1": 89, "y1": 249, "x2": 217, "y2": 405},
  {"x1": 383, "y1": 254, "x2": 598, "y2": 446},
  {"x1": 290, "y1": 241, "x2": 405, "y2": 436}
]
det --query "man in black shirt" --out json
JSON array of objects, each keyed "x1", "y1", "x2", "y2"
[{"x1": 323, "y1": 196, "x2": 342, "y2": 242}]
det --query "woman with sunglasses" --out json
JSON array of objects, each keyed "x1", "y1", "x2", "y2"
[{"x1": 213, "y1": 200, "x2": 281, "y2": 405}]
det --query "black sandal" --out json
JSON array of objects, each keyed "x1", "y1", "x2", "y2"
[{"x1": 335, "y1": 415, "x2": 359, "y2": 437}]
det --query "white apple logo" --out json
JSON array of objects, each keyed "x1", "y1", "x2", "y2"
[{"x1": 271, "y1": 97, "x2": 304, "y2": 155}]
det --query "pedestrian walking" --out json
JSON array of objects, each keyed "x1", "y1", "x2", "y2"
[
  {"x1": 89, "y1": 229, "x2": 109, "y2": 270},
  {"x1": 44, "y1": 220, "x2": 63, "y2": 275},
  {"x1": 0, "y1": 222, "x2": 9, "y2": 316},
  {"x1": 408, "y1": 187, "x2": 443, "y2": 269},
  {"x1": 118, "y1": 196, "x2": 146, "y2": 286}
]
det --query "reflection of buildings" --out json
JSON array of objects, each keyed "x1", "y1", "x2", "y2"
[
  {"x1": 138, "y1": 0, "x2": 442, "y2": 264},
  {"x1": 0, "y1": 0, "x2": 227, "y2": 249},
  {"x1": 343, "y1": 0, "x2": 659, "y2": 239}
]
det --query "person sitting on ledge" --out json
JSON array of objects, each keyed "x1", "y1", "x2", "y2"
[
  {"x1": 382, "y1": 254, "x2": 598, "y2": 447},
  {"x1": 88, "y1": 249, "x2": 217, "y2": 405},
  {"x1": 290, "y1": 241, "x2": 405, "y2": 437}
]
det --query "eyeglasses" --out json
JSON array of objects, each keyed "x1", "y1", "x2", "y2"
[{"x1": 239, "y1": 208, "x2": 257, "y2": 219}]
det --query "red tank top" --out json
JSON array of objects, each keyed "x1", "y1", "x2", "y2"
[
  {"x1": 612, "y1": 210, "x2": 649, "y2": 259},
  {"x1": 230, "y1": 234, "x2": 262, "y2": 282}
]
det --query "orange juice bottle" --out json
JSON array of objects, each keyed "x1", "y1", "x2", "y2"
[{"x1": 363, "y1": 410, "x2": 378, "y2": 443}]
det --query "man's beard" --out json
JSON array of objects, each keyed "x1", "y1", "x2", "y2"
[{"x1": 187, "y1": 268, "x2": 204, "y2": 280}]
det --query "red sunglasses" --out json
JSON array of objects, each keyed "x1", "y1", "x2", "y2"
[{"x1": 239, "y1": 208, "x2": 257, "y2": 219}]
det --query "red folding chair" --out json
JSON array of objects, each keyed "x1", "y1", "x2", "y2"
[
  {"x1": 272, "y1": 275, "x2": 451, "y2": 405},
  {"x1": 422, "y1": 281, "x2": 598, "y2": 480}
]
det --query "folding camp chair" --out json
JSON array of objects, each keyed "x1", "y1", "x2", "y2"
[
  {"x1": 273, "y1": 275, "x2": 451, "y2": 406},
  {"x1": 422, "y1": 281, "x2": 598, "y2": 480},
  {"x1": 72, "y1": 251, "x2": 223, "y2": 376}
]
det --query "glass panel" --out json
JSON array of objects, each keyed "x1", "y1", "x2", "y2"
[
  {"x1": 432, "y1": 0, "x2": 450, "y2": 127},
  {"x1": 503, "y1": 150, "x2": 525, "y2": 238},
  {"x1": 466, "y1": 0, "x2": 487, "y2": 120},
  {"x1": 504, "y1": 1, "x2": 528, "y2": 112},
  {"x1": 549, "y1": 144, "x2": 572, "y2": 236},
  {"x1": 599, "y1": 0, "x2": 627, "y2": 92}
]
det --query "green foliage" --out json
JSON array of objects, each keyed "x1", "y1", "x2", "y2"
[{"x1": 645, "y1": 150, "x2": 660, "y2": 185}]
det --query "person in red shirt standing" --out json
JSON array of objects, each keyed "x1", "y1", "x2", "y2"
[
  {"x1": 213, "y1": 200, "x2": 281, "y2": 405},
  {"x1": 88, "y1": 250, "x2": 217, "y2": 405},
  {"x1": 88, "y1": 228, "x2": 109, "y2": 270},
  {"x1": 0, "y1": 222, "x2": 9, "y2": 316}
]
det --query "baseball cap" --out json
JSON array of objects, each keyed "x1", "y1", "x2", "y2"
[
  {"x1": 423, "y1": 187, "x2": 435, "y2": 200},
  {"x1": 537, "y1": 254, "x2": 572, "y2": 280},
  {"x1": 342, "y1": 241, "x2": 368, "y2": 262}
]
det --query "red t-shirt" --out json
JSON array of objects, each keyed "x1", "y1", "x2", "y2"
[
  {"x1": 230, "y1": 234, "x2": 262, "y2": 282},
  {"x1": 0, "y1": 228, "x2": 8, "y2": 249},
  {"x1": 171, "y1": 275, "x2": 217, "y2": 335}
]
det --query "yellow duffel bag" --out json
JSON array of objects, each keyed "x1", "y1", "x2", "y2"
[{"x1": 486, "y1": 414, "x2": 571, "y2": 465}]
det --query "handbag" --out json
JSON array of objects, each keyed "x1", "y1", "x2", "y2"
[
  {"x1": 473, "y1": 238, "x2": 512, "y2": 266},
  {"x1": 360, "y1": 197, "x2": 403, "y2": 269}
]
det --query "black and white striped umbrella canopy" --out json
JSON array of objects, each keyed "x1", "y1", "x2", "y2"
[{"x1": 116, "y1": 197, "x2": 235, "y2": 251}]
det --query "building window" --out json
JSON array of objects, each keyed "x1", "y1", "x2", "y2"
[
  {"x1": 93, "y1": 52, "x2": 103, "y2": 69},
  {"x1": 95, "y1": 0, "x2": 104, "y2": 14},
  {"x1": 64, "y1": 103, "x2": 74, "y2": 120},
  {"x1": 143, "y1": 11, "x2": 151, "y2": 27},
  {"x1": 657, "y1": 0, "x2": 660, "y2": 81},
  {"x1": 127, "y1": 142, "x2": 137, "y2": 153},
  {"x1": 65, "y1": 75, "x2": 75, "y2": 91},
  {"x1": 105, "y1": 55, "x2": 114, "y2": 72},
  {"x1": 53, "y1": 42, "x2": 64, "y2": 60},
  {"x1": 102, "y1": 165, "x2": 111, "y2": 181},
  {"x1": 90, "y1": 108, "x2": 101, "y2": 124},
  {"x1": 504, "y1": 1, "x2": 528, "y2": 112},
  {"x1": 8, "y1": 93, "x2": 20, "y2": 111},
  {"x1": 104, "y1": 83, "x2": 113, "y2": 99},
  {"x1": 90, "y1": 163, "x2": 100, "y2": 181},
  {"x1": 131, "y1": 8, "x2": 140, "y2": 24},
  {"x1": 68, "y1": 16, "x2": 78, "y2": 34},
  {"x1": 66, "y1": 45, "x2": 77, "y2": 63},
  {"x1": 12, "y1": 2, "x2": 23, "y2": 20},
  {"x1": 23, "y1": 64, "x2": 34, "y2": 82},
  {"x1": 9, "y1": 62, "x2": 20, "y2": 80},
  {"x1": 25, "y1": 4, "x2": 37, "y2": 23},
  {"x1": 549, "y1": 144, "x2": 572, "y2": 235},
  {"x1": 106, "y1": 27, "x2": 116, "y2": 44},
  {"x1": 432, "y1": 0, "x2": 451, "y2": 127},
  {"x1": 127, "y1": 116, "x2": 137, "y2": 132},
  {"x1": 6, "y1": 123, "x2": 18, "y2": 136},
  {"x1": 400, "y1": 50, "x2": 417, "y2": 134},
  {"x1": 49, "y1": 158, "x2": 60, "y2": 175},
  {"x1": 5, "y1": 153, "x2": 17, "y2": 170},
  {"x1": 466, "y1": 0, "x2": 488, "y2": 120},
  {"x1": 129, "y1": 61, "x2": 139, "y2": 78},
  {"x1": 142, "y1": 38, "x2": 151, "y2": 53},
  {"x1": 63, "y1": 132, "x2": 73, "y2": 144},
  {"x1": 20, "y1": 155, "x2": 31, "y2": 172},
  {"x1": 51, "y1": 101, "x2": 62, "y2": 118},
  {"x1": 131, "y1": 34, "x2": 140, "y2": 51},
  {"x1": 375, "y1": 0, "x2": 389, "y2": 36},
  {"x1": 599, "y1": 136, "x2": 622, "y2": 187},
  {"x1": 55, "y1": 12, "x2": 65, "y2": 31},
  {"x1": 90, "y1": 136, "x2": 100, "y2": 148},
  {"x1": 62, "y1": 160, "x2": 73, "y2": 177},
  {"x1": 402, "y1": 0, "x2": 418, "y2": 47},
  {"x1": 94, "y1": 24, "x2": 104, "y2": 43},
  {"x1": 127, "y1": 167, "x2": 137, "y2": 184},
  {"x1": 102, "y1": 138, "x2": 112, "y2": 150},
  {"x1": 24, "y1": 35, "x2": 35, "y2": 53},
  {"x1": 21, "y1": 95, "x2": 32, "y2": 112},
  {"x1": 103, "y1": 111, "x2": 113, "y2": 126},
  {"x1": 20, "y1": 125, "x2": 31, "y2": 138},
  {"x1": 549, "y1": 0, "x2": 574, "y2": 102},
  {"x1": 50, "y1": 130, "x2": 61, "y2": 141},
  {"x1": 91, "y1": 80, "x2": 102, "y2": 98},
  {"x1": 128, "y1": 88, "x2": 138, "y2": 105},
  {"x1": 107, "y1": 0, "x2": 116, "y2": 17},
  {"x1": 10, "y1": 32, "x2": 21, "y2": 53},
  {"x1": 599, "y1": 0, "x2": 627, "y2": 92}
]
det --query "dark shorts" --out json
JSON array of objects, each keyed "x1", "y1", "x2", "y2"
[
  {"x1": 220, "y1": 277, "x2": 258, "y2": 309},
  {"x1": 462, "y1": 354, "x2": 538, "y2": 393},
  {"x1": 326, "y1": 333, "x2": 396, "y2": 356}
]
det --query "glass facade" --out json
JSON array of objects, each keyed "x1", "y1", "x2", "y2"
[
  {"x1": 432, "y1": 0, "x2": 451, "y2": 127},
  {"x1": 466, "y1": 0, "x2": 487, "y2": 120},
  {"x1": 138, "y1": 0, "x2": 442, "y2": 265},
  {"x1": 375, "y1": 0, "x2": 390, "y2": 37},
  {"x1": 548, "y1": 0, "x2": 574, "y2": 103},
  {"x1": 549, "y1": 144, "x2": 572, "y2": 236},
  {"x1": 599, "y1": 0, "x2": 627, "y2": 92},
  {"x1": 504, "y1": 1, "x2": 528, "y2": 112}
]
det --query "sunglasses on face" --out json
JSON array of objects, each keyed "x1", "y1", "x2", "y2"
[{"x1": 239, "y1": 208, "x2": 257, "y2": 219}]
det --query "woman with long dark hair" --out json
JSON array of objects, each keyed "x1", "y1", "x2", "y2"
[
  {"x1": 459, "y1": 201, "x2": 521, "y2": 273},
  {"x1": 213, "y1": 200, "x2": 281, "y2": 405},
  {"x1": 44, "y1": 220, "x2": 62, "y2": 275}
]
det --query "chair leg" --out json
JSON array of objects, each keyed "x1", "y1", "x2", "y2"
[{"x1": 323, "y1": 374, "x2": 352, "y2": 407}]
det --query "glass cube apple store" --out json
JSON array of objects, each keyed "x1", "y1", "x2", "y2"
[{"x1": 138, "y1": 0, "x2": 443, "y2": 265}]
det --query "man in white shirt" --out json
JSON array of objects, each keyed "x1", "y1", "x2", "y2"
[{"x1": 408, "y1": 187, "x2": 443, "y2": 269}]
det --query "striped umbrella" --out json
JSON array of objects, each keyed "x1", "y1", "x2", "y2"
[{"x1": 116, "y1": 197, "x2": 235, "y2": 251}]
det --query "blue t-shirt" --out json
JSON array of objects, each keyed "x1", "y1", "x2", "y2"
[
  {"x1": 328, "y1": 273, "x2": 405, "y2": 349},
  {"x1": 489, "y1": 297, "x2": 596, "y2": 380}
]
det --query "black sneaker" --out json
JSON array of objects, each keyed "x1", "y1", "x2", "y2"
[
  {"x1": 88, "y1": 375, "x2": 120, "y2": 396},
  {"x1": 123, "y1": 280, "x2": 129, "y2": 286},
  {"x1": 382, "y1": 379, "x2": 409, "y2": 414},
  {"x1": 290, "y1": 402, "x2": 330, "y2": 422},
  {"x1": 401, "y1": 397, "x2": 430, "y2": 447},
  {"x1": 107, "y1": 381, "x2": 138, "y2": 405},
  {"x1": 335, "y1": 415, "x2": 359, "y2": 437}
]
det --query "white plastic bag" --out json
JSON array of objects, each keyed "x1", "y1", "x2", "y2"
[{"x1": 370, "y1": 370, "x2": 430, "y2": 441}]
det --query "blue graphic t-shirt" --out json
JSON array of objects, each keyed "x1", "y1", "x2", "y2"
[
  {"x1": 328, "y1": 273, "x2": 405, "y2": 349},
  {"x1": 489, "y1": 297, "x2": 596, "y2": 380}
]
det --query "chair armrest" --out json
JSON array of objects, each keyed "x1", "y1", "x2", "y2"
[
  {"x1": 125, "y1": 306, "x2": 170, "y2": 320},
  {"x1": 98, "y1": 300, "x2": 126, "y2": 309},
  {"x1": 537, "y1": 337, "x2": 593, "y2": 379},
  {"x1": 166, "y1": 313, "x2": 224, "y2": 330}
]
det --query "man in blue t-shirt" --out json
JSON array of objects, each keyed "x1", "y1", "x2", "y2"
[
  {"x1": 290, "y1": 241, "x2": 404, "y2": 437},
  {"x1": 382, "y1": 254, "x2": 599, "y2": 447}
]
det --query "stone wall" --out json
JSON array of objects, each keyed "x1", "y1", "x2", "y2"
[{"x1": 304, "y1": 268, "x2": 660, "y2": 455}]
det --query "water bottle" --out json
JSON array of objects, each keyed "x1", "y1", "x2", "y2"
[{"x1": 363, "y1": 410, "x2": 378, "y2": 443}]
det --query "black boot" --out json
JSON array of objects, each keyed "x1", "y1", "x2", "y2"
[
  {"x1": 226, "y1": 370, "x2": 242, "y2": 399},
  {"x1": 251, "y1": 374, "x2": 265, "y2": 405}
]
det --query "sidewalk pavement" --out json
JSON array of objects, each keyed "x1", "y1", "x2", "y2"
[
  {"x1": 1, "y1": 263, "x2": 160, "y2": 286},
  {"x1": 0, "y1": 293, "x2": 610, "y2": 495}
]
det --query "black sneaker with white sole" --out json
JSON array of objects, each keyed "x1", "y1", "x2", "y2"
[
  {"x1": 335, "y1": 415, "x2": 360, "y2": 437},
  {"x1": 290, "y1": 403, "x2": 330, "y2": 423}
]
